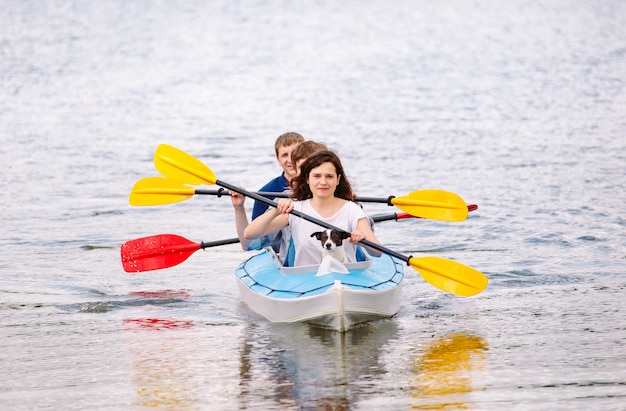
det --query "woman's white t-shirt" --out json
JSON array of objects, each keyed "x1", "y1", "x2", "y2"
[{"x1": 288, "y1": 199, "x2": 367, "y2": 266}]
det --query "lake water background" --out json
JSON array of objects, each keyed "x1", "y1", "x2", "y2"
[{"x1": 1, "y1": 1, "x2": 625, "y2": 409}]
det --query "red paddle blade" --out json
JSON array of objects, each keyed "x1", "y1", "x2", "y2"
[{"x1": 121, "y1": 234, "x2": 201, "y2": 273}]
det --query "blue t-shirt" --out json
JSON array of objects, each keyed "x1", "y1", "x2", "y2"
[{"x1": 251, "y1": 173, "x2": 290, "y2": 219}]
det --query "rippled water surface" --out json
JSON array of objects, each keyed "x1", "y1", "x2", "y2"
[{"x1": 2, "y1": 1, "x2": 625, "y2": 409}]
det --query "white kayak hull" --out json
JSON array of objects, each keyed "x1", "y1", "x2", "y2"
[{"x1": 235, "y1": 249, "x2": 404, "y2": 332}]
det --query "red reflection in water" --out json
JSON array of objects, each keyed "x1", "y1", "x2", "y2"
[
  {"x1": 124, "y1": 318, "x2": 194, "y2": 330},
  {"x1": 128, "y1": 289, "x2": 191, "y2": 300}
]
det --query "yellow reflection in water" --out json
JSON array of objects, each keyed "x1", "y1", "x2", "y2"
[{"x1": 411, "y1": 332, "x2": 488, "y2": 410}]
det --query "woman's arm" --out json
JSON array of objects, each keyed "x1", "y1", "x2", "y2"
[
  {"x1": 350, "y1": 217, "x2": 382, "y2": 257},
  {"x1": 243, "y1": 199, "x2": 291, "y2": 240}
]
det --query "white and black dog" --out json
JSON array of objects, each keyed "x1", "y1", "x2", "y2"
[{"x1": 311, "y1": 229, "x2": 351, "y2": 262}]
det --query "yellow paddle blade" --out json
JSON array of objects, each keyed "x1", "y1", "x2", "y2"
[
  {"x1": 154, "y1": 144, "x2": 217, "y2": 186},
  {"x1": 391, "y1": 190, "x2": 469, "y2": 222},
  {"x1": 129, "y1": 177, "x2": 196, "y2": 206},
  {"x1": 409, "y1": 256, "x2": 488, "y2": 297}
]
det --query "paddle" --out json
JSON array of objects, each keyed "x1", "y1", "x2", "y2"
[
  {"x1": 137, "y1": 144, "x2": 487, "y2": 296},
  {"x1": 151, "y1": 144, "x2": 468, "y2": 222},
  {"x1": 120, "y1": 212, "x2": 425, "y2": 273},
  {"x1": 121, "y1": 236, "x2": 240, "y2": 273},
  {"x1": 129, "y1": 176, "x2": 478, "y2": 218}
]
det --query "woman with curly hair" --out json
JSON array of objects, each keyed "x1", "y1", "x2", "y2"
[{"x1": 244, "y1": 150, "x2": 381, "y2": 266}]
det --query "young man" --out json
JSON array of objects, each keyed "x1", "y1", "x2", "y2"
[
  {"x1": 230, "y1": 132, "x2": 304, "y2": 254},
  {"x1": 251, "y1": 132, "x2": 305, "y2": 219}
]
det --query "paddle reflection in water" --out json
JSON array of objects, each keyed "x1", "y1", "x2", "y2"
[
  {"x1": 410, "y1": 332, "x2": 488, "y2": 410},
  {"x1": 121, "y1": 289, "x2": 239, "y2": 409},
  {"x1": 123, "y1": 290, "x2": 198, "y2": 409},
  {"x1": 238, "y1": 321, "x2": 399, "y2": 409},
  {"x1": 123, "y1": 319, "x2": 197, "y2": 408}
]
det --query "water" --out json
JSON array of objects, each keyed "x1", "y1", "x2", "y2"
[{"x1": 2, "y1": 0, "x2": 625, "y2": 409}]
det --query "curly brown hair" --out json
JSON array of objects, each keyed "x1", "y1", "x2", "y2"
[{"x1": 290, "y1": 150, "x2": 355, "y2": 201}]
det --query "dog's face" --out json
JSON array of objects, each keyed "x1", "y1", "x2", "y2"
[{"x1": 311, "y1": 229, "x2": 351, "y2": 251}]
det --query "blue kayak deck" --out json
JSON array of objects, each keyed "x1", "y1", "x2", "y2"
[{"x1": 235, "y1": 250, "x2": 404, "y2": 299}]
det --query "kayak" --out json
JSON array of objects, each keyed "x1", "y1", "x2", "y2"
[{"x1": 235, "y1": 248, "x2": 404, "y2": 332}]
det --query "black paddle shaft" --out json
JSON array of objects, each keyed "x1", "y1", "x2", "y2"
[
  {"x1": 199, "y1": 238, "x2": 240, "y2": 249},
  {"x1": 194, "y1": 187, "x2": 395, "y2": 205}
]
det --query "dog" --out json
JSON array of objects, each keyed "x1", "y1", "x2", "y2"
[{"x1": 311, "y1": 229, "x2": 351, "y2": 262}]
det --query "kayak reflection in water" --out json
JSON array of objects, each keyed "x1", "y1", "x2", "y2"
[{"x1": 237, "y1": 321, "x2": 399, "y2": 409}]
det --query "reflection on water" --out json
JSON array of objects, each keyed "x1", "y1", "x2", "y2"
[
  {"x1": 123, "y1": 290, "x2": 199, "y2": 409},
  {"x1": 410, "y1": 332, "x2": 488, "y2": 410},
  {"x1": 238, "y1": 321, "x2": 399, "y2": 410},
  {"x1": 124, "y1": 319, "x2": 197, "y2": 409}
]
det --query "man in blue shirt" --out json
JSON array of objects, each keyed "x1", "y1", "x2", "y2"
[
  {"x1": 230, "y1": 132, "x2": 304, "y2": 254},
  {"x1": 251, "y1": 132, "x2": 304, "y2": 218}
]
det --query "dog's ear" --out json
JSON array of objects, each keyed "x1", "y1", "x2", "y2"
[
  {"x1": 311, "y1": 231, "x2": 324, "y2": 240},
  {"x1": 339, "y1": 231, "x2": 351, "y2": 240}
]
